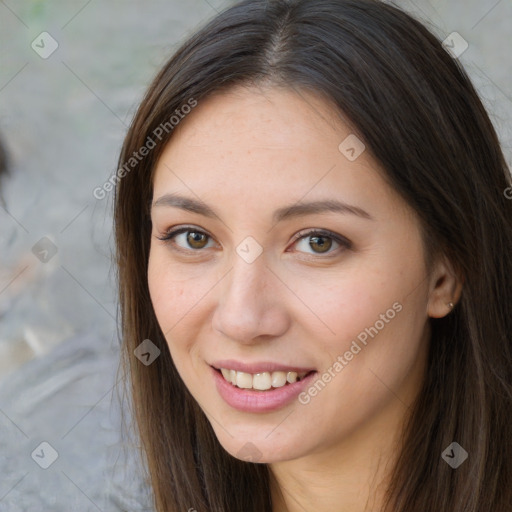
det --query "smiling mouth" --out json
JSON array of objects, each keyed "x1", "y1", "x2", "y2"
[{"x1": 214, "y1": 367, "x2": 315, "y2": 391}]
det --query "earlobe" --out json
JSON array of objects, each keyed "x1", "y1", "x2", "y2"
[{"x1": 426, "y1": 257, "x2": 463, "y2": 318}]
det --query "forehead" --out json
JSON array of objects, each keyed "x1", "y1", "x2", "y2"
[
  {"x1": 151, "y1": 85, "x2": 408, "y2": 223},
  {"x1": 161, "y1": 85, "x2": 349, "y2": 156}
]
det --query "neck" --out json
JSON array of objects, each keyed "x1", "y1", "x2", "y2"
[{"x1": 269, "y1": 396, "x2": 410, "y2": 512}]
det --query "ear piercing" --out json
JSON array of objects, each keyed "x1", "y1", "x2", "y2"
[{"x1": 447, "y1": 302, "x2": 454, "y2": 310}]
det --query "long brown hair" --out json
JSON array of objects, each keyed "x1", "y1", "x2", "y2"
[{"x1": 113, "y1": 1, "x2": 512, "y2": 510}]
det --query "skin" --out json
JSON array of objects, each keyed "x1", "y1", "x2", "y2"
[{"x1": 147, "y1": 85, "x2": 462, "y2": 512}]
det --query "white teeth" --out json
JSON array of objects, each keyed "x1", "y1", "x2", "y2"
[
  {"x1": 252, "y1": 372, "x2": 272, "y2": 390},
  {"x1": 219, "y1": 368, "x2": 309, "y2": 390},
  {"x1": 287, "y1": 371, "x2": 298, "y2": 384},
  {"x1": 271, "y1": 371, "x2": 287, "y2": 388},
  {"x1": 236, "y1": 371, "x2": 253, "y2": 389}
]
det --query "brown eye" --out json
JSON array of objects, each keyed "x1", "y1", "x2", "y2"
[
  {"x1": 292, "y1": 229, "x2": 350, "y2": 256},
  {"x1": 308, "y1": 235, "x2": 332, "y2": 253},
  {"x1": 187, "y1": 231, "x2": 209, "y2": 249},
  {"x1": 156, "y1": 227, "x2": 215, "y2": 251}
]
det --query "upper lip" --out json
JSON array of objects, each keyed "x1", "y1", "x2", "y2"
[{"x1": 211, "y1": 360, "x2": 316, "y2": 374}]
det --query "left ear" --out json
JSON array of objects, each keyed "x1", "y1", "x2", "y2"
[{"x1": 427, "y1": 255, "x2": 463, "y2": 318}]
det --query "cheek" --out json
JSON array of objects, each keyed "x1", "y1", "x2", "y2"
[
  {"x1": 146, "y1": 253, "x2": 201, "y2": 390},
  {"x1": 292, "y1": 243, "x2": 429, "y2": 370},
  {"x1": 292, "y1": 265, "x2": 413, "y2": 342},
  {"x1": 147, "y1": 249, "x2": 219, "y2": 367},
  {"x1": 300, "y1": 262, "x2": 429, "y2": 418},
  {"x1": 148, "y1": 251, "x2": 202, "y2": 330},
  {"x1": 147, "y1": 253, "x2": 188, "y2": 355}
]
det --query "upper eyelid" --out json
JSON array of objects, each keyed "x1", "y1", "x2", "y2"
[
  {"x1": 292, "y1": 228, "x2": 348, "y2": 242},
  {"x1": 158, "y1": 225, "x2": 215, "y2": 242}
]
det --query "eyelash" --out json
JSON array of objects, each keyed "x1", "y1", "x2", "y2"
[{"x1": 155, "y1": 225, "x2": 351, "y2": 257}]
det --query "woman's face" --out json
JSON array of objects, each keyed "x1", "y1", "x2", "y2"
[{"x1": 148, "y1": 85, "x2": 439, "y2": 464}]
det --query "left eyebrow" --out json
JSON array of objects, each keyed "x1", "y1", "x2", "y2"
[
  {"x1": 151, "y1": 193, "x2": 374, "y2": 222},
  {"x1": 272, "y1": 199, "x2": 374, "y2": 223}
]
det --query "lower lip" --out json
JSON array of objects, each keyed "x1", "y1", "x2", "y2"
[{"x1": 211, "y1": 366, "x2": 317, "y2": 413}]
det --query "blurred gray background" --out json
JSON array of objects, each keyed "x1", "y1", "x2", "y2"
[{"x1": 0, "y1": 0, "x2": 510, "y2": 510}]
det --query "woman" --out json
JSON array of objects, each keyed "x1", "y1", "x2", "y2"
[{"x1": 114, "y1": 0, "x2": 512, "y2": 510}]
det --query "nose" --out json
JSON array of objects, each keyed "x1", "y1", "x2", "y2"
[{"x1": 211, "y1": 254, "x2": 290, "y2": 344}]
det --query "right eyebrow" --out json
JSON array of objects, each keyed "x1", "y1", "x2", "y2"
[{"x1": 151, "y1": 193, "x2": 217, "y2": 218}]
